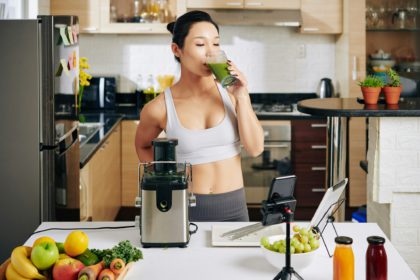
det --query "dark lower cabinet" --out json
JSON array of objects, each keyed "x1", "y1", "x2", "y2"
[{"x1": 292, "y1": 119, "x2": 327, "y2": 220}]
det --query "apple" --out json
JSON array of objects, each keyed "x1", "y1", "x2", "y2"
[
  {"x1": 52, "y1": 257, "x2": 85, "y2": 280},
  {"x1": 30, "y1": 241, "x2": 59, "y2": 270}
]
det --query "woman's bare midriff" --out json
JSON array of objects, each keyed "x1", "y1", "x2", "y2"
[{"x1": 189, "y1": 154, "x2": 244, "y2": 194}]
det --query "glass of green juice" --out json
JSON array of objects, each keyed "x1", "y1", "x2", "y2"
[{"x1": 206, "y1": 50, "x2": 237, "y2": 88}]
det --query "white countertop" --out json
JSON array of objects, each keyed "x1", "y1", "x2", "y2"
[{"x1": 25, "y1": 222, "x2": 417, "y2": 280}]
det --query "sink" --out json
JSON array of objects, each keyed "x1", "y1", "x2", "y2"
[{"x1": 78, "y1": 122, "x2": 104, "y2": 147}]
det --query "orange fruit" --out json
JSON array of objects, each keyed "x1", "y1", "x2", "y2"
[
  {"x1": 64, "y1": 230, "x2": 89, "y2": 257},
  {"x1": 33, "y1": 236, "x2": 55, "y2": 248}
]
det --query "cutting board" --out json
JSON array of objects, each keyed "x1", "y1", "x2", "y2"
[{"x1": 211, "y1": 224, "x2": 285, "y2": 247}]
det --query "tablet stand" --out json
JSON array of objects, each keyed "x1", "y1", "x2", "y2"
[{"x1": 312, "y1": 198, "x2": 346, "y2": 258}]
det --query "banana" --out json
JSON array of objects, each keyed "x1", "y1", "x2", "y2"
[
  {"x1": 5, "y1": 263, "x2": 31, "y2": 280},
  {"x1": 10, "y1": 246, "x2": 45, "y2": 280}
]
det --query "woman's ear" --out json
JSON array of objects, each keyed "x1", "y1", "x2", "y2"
[{"x1": 171, "y1": 43, "x2": 181, "y2": 59}]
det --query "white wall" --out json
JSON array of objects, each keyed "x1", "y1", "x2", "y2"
[{"x1": 79, "y1": 26, "x2": 336, "y2": 93}]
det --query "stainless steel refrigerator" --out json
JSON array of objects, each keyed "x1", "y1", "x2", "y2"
[{"x1": 0, "y1": 16, "x2": 80, "y2": 262}]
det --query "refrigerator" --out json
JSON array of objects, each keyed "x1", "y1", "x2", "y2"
[{"x1": 0, "y1": 16, "x2": 80, "y2": 262}]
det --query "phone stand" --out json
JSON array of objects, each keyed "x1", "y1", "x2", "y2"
[
  {"x1": 261, "y1": 196, "x2": 303, "y2": 280},
  {"x1": 312, "y1": 198, "x2": 345, "y2": 258}
]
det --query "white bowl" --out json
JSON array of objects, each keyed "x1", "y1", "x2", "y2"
[{"x1": 260, "y1": 235, "x2": 319, "y2": 270}]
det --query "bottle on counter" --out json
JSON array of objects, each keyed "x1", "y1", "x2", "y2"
[
  {"x1": 143, "y1": 74, "x2": 156, "y2": 104},
  {"x1": 333, "y1": 236, "x2": 354, "y2": 280},
  {"x1": 366, "y1": 236, "x2": 387, "y2": 280}
]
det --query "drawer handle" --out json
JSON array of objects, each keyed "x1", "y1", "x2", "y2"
[
  {"x1": 311, "y1": 145, "x2": 327, "y2": 149},
  {"x1": 312, "y1": 188, "x2": 325, "y2": 193},
  {"x1": 82, "y1": 27, "x2": 98, "y2": 32},
  {"x1": 303, "y1": 27, "x2": 320, "y2": 32},
  {"x1": 245, "y1": 2, "x2": 263, "y2": 6},
  {"x1": 311, "y1": 167, "x2": 326, "y2": 171},
  {"x1": 226, "y1": 2, "x2": 242, "y2": 6},
  {"x1": 264, "y1": 144, "x2": 289, "y2": 148},
  {"x1": 311, "y1": 124, "x2": 327, "y2": 128}
]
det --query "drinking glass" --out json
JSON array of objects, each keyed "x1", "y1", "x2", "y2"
[{"x1": 206, "y1": 50, "x2": 237, "y2": 88}]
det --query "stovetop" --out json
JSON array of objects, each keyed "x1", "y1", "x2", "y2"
[
  {"x1": 249, "y1": 93, "x2": 317, "y2": 116},
  {"x1": 252, "y1": 103, "x2": 299, "y2": 115}
]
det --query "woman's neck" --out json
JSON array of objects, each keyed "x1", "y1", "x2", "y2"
[{"x1": 176, "y1": 68, "x2": 216, "y2": 97}]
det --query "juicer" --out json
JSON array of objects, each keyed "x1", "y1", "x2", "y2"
[{"x1": 136, "y1": 138, "x2": 196, "y2": 247}]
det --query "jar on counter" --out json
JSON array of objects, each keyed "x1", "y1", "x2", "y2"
[
  {"x1": 333, "y1": 236, "x2": 354, "y2": 280},
  {"x1": 366, "y1": 236, "x2": 387, "y2": 280}
]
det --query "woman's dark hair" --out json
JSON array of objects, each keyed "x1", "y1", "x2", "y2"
[{"x1": 167, "y1": 10, "x2": 219, "y2": 62}]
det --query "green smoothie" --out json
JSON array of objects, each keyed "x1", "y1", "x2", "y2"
[{"x1": 207, "y1": 62, "x2": 237, "y2": 88}]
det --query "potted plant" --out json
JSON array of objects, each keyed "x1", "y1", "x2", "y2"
[
  {"x1": 383, "y1": 69, "x2": 402, "y2": 105},
  {"x1": 358, "y1": 75, "x2": 384, "y2": 105}
]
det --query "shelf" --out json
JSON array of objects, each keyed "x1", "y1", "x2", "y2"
[{"x1": 367, "y1": 27, "x2": 420, "y2": 32}]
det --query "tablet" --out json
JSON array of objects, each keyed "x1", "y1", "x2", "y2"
[{"x1": 309, "y1": 178, "x2": 348, "y2": 231}]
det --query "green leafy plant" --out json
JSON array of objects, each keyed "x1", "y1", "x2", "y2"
[
  {"x1": 386, "y1": 69, "x2": 401, "y2": 87},
  {"x1": 358, "y1": 75, "x2": 384, "y2": 87}
]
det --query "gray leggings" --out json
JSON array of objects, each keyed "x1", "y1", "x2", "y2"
[{"x1": 189, "y1": 188, "x2": 249, "y2": 222}]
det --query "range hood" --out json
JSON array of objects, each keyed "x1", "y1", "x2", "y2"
[{"x1": 202, "y1": 9, "x2": 301, "y2": 27}]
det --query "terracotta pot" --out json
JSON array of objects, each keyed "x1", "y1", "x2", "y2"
[
  {"x1": 383, "y1": 86, "x2": 402, "y2": 105},
  {"x1": 361, "y1": 86, "x2": 381, "y2": 105}
]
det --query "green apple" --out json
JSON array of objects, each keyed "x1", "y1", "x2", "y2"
[{"x1": 31, "y1": 241, "x2": 59, "y2": 270}]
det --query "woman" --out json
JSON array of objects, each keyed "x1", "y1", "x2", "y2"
[{"x1": 135, "y1": 10, "x2": 264, "y2": 221}]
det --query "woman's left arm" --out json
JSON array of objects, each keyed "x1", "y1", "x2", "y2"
[{"x1": 227, "y1": 60, "x2": 264, "y2": 157}]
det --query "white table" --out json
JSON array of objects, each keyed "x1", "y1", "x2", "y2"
[{"x1": 25, "y1": 222, "x2": 417, "y2": 280}]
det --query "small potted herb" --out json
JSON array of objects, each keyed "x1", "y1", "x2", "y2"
[
  {"x1": 383, "y1": 69, "x2": 402, "y2": 105},
  {"x1": 358, "y1": 75, "x2": 384, "y2": 105}
]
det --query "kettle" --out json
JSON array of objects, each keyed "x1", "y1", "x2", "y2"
[{"x1": 317, "y1": 78, "x2": 334, "y2": 98}]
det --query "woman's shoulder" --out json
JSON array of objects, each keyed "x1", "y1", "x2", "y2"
[{"x1": 140, "y1": 93, "x2": 167, "y2": 124}]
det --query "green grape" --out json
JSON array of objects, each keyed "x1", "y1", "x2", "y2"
[
  {"x1": 260, "y1": 237, "x2": 270, "y2": 248},
  {"x1": 279, "y1": 239, "x2": 286, "y2": 247},
  {"x1": 310, "y1": 239, "x2": 320, "y2": 249},
  {"x1": 300, "y1": 235, "x2": 309, "y2": 244},
  {"x1": 304, "y1": 244, "x2": 312, "y2": 253},
  {"x1": 279, "y1": 245, "x2": 286, "y2": 254},
  {"x1": 293, "y1": 225, "x2": 300, "y2": 233},
  {"x1": 290, "y1": 246, "x2": 295, "y2": 254},
  {"x1": 295, "y1": 244, "x2": 303, "y2": 253},
  {"x1": 291, "y1": 238, "x2": 299, "y2": 247},
  {"x1": 273, "y1": 241, "x2": 281, "y2": 251},
  {"x1": 299, "y1": 228, "x2": 309, "y2": 237}
]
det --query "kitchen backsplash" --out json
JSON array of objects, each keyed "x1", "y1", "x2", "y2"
[{"x1": 79, "y1": 26, "x2": 335, "y2": 93}]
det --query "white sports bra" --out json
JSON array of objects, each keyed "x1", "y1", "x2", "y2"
[{"x1": 164, "y1": 84, "x2": 241, "y2": 165}]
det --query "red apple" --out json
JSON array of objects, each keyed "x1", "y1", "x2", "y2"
[{"x1": 52, "y1": 257, "x2": 85, "y2": 280}]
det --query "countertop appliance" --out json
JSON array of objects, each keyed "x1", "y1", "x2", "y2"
[
  {"x1": 81, "y1": 76, "x2": 116, "y2": 110},
  {"x1": 317, "y1": 78, "x2": 334, "y2": 98},
  {"x1": 0, "y1": 16, "x2": 80, "y2": 262},
  {"x1": 138, "y1": 138, "x2": 196, "y2": 248}
]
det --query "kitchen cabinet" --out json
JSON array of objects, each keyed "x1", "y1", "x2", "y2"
[
  {"x1": 122, "y1": 120, "x2": 140, "y2": 207},
  {"x1": 186, "y1": 0, "x2": 300, "y2": 9},
  {"x1": 50, "y1": 0, "x2": 101, "y2": 33},
  {"x1": 51, "y1": 0, "x2": 185, "y2": 34},
  {"x1": 80, "y1": 124, "x2": 121, "y2": 221},
  {"x1": 291, "y1": 119, "x2": 327, "y2": 220},
  {"x1": 300, "y1": 0, "x2": 342, "y2": 34}
]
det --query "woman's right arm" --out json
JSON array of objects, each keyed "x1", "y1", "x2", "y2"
[{"x1": 134, "y1": 97, "x2": 165, "y2": 162}]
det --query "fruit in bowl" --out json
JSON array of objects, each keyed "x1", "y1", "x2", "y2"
[{"x1": 260, "y1": 226, "x2": 320, "y2": 270}]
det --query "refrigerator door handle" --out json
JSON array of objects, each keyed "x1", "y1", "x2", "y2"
[
  {"x1": 57, "y1": 130, "x2": 78, "y2": 156},
  {"x1": 57, "y1": 124, "x2": 78, "y2": 143},
  {"x1": 40, "y1": 143, "x2": 58, "y2": 151}
]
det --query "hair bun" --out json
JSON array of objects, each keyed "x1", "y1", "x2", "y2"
[{"x1": 167, "y1": 22, "x2": 176, "y2": 34}]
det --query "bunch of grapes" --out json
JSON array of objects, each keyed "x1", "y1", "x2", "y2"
[{"x1": 261, "y1": 225, "x2": 320, "y2": 254}]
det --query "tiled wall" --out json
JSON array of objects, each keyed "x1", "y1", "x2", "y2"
[
  {"x1": 79, "y1": 26, "x2": 335, "y2": 93},
  {"x1": 367, "y1": 117, "x2": 420, "y2": 278}
]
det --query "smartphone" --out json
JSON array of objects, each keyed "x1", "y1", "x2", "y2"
[{"x1": 267, "y1": 175, "x2": 296, "y2": 201}]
